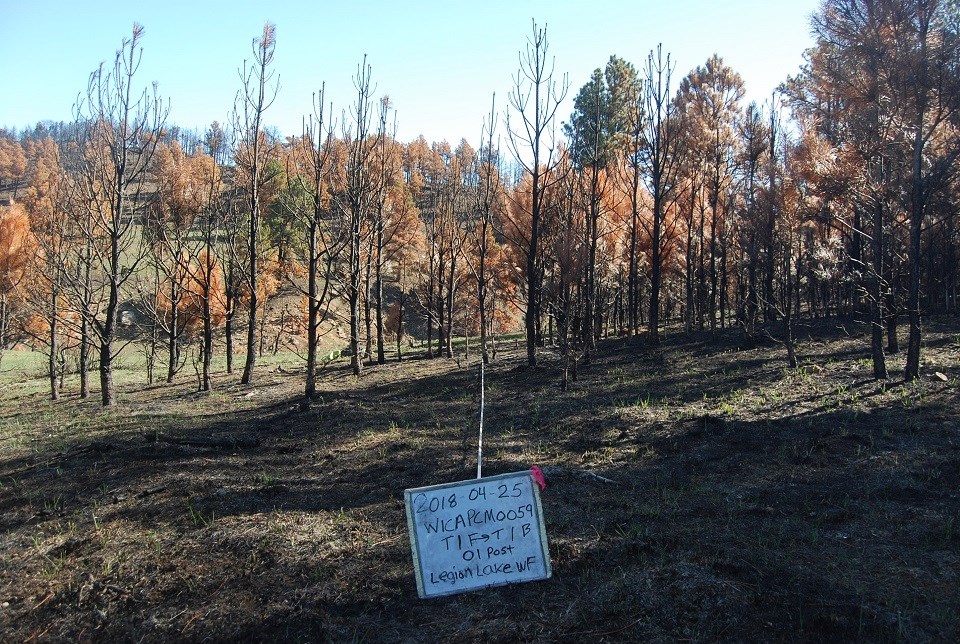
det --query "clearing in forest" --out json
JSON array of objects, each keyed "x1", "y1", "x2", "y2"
[{"x1": 0, "y1": 319, "x2": 958, "y2": 641}]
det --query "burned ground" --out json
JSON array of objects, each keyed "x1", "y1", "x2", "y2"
[{"x1": 1, "y1": 319, "x2": 958, "y2": 641}]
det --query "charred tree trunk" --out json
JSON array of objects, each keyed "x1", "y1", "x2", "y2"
[{"x1": 871, "y1": 199, "x2": 888, "y2": 380}]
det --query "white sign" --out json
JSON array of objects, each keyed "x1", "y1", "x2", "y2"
[{"x1": 404, "y1": 471, "x2": 552, "y2": 598}]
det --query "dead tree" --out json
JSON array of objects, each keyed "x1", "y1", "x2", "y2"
[
  {"x1": 339, "y1": 57, "x2": 378, "y2": 377},
  {"x1": 299, "y1": 85, "x2": 337, "y2": 397},
  {"x1": 73, "y1": 23, "x2": 167, "y2": 406},
  {"x1": 235, "y1": 22, "x2": 279, "y2": 386},
  {"x1": 506, "y1": 19, "x2": 569, "y2": 367}
]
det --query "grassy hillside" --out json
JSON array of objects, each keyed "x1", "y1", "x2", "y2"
[{"x1": 0, "y1": 318, "x2": 958, "y2": 641}]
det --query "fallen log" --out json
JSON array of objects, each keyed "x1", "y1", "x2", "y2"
[{"x1": 539, "y1": 465, "x2": 618, "y2": 485}]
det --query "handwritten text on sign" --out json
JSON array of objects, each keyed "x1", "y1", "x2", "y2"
[{"x1": 404, "y1": 471, "x2": 552, "y2": 598}]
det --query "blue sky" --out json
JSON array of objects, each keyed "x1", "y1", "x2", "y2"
[{"x1": 2, "y1": 0, "x2": 820, "y2": 145}]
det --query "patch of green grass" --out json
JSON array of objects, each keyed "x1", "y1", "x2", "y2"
[
  {"x1": 186, "y1": 500, "x2": 216, "y2": 528},
  {"x1": 611, "y1": 392, "x2": 655, "y2": 416},
  {"x1": 793, "y1": 365, "x2": 818, "y2": 385},
  {"x1": 614, "y1": 522, "x2": 652, "y2": 541},
  {"x1": 43, "y1": 495, "x2": 64, "y2": 514},
  {"x1": 896, "y1": 381, "x2": 927, "y2": 409},
  {"x1": 146, "y1": 531, "x2": 164, "y2": 556},
  {"x1": 0, "y1": 349, "x2": 48, "y2": 380},
  {"x1": 41, "y1": 552, "x2": 68, "y2": 579},
  {"x1": 716, "y1": 400, "x2": 737, "y2": 415},
  {"x1": 255, "y1": 471, "x2": 278, "y2": 486},
  {"x1": 579, "y1": 446, "x2": 618, "y2": 465},
  {"x1": 523, "y1": 440, "x2": 557, "y2": 461}
]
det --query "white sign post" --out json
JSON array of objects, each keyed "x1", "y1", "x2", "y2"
[{"x1": 404, "y1": 470, "x2": 552, "y2": 598}]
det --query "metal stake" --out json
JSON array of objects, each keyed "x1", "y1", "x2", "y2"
[{"x1": 477, "y1": 361, "x2": 484, "y2": 479}]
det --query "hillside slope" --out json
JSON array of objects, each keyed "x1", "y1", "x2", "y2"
[{"x1": 0, "y1": 318, "x2": 958, "y2": 641}]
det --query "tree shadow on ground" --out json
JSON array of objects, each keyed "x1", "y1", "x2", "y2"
[{"x1": 2, "y1": 318, "x2": 959, "y2": 641}]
